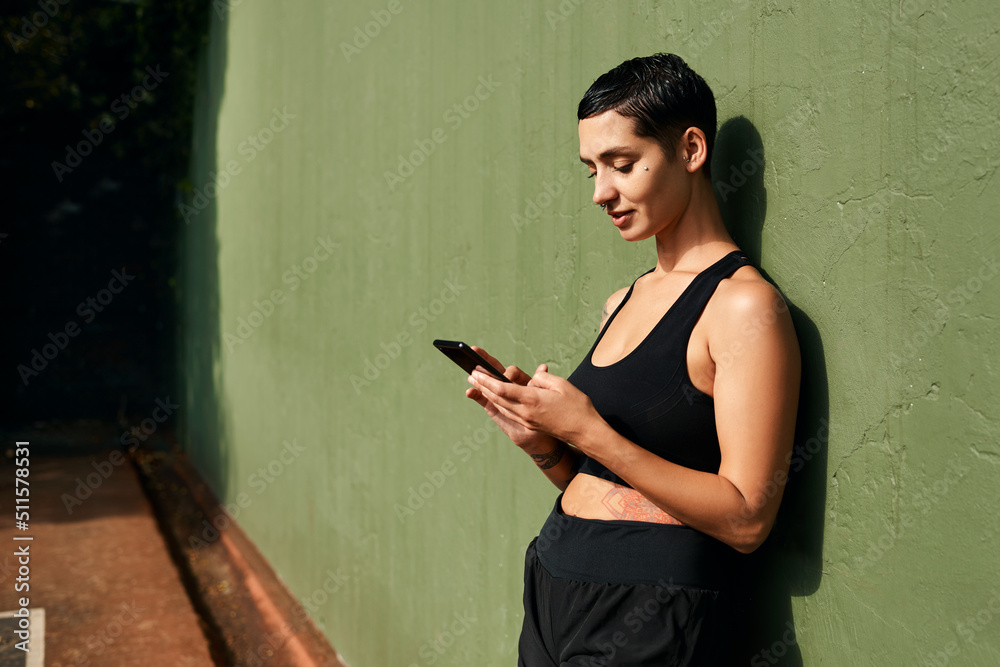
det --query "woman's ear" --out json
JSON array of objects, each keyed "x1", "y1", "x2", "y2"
[{"x1": 680, "y1": 127, "x2": 709, "y2": 173}]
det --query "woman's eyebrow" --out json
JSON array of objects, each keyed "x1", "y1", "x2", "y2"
[{"x1": 579, "y1": 146, "x2": 639, "y2": 164}]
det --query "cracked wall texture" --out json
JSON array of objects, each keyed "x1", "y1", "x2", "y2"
[{"x1": 179, "y1": 1, "x2": 1000, "y2": 665}]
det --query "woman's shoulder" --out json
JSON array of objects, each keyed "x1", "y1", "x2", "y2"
[
  {"x1": 705, "y1": 264, "x2": 798, "y2": 350},
  {"x1": 713, "y1": 264, "x2": 785, "y2": 316},
  {"x1": 604, "y1": 285, "x2": 631, "y2": 311},
  {"x1": 598, "y1": 286, "x2": 631, "y2": 332}
]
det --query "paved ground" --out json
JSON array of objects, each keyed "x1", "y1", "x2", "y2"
[
  {"x1": 0, "y1": 430, "x2": 220, "y2": 667},
  {"x1": 0, "y1": 422, "x2": 224, "y2": 667},
  {"x1": 0, "y1": 421, "x2": 345, "y2": 667}
]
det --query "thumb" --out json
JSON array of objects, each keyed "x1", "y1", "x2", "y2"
[{"x1": 529, "y1": 365, "x2": 558, "y2": 389}]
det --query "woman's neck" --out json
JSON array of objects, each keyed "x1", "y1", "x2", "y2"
[{"x1": 652, "y1": 177, "x2": 736, "y2": 274}]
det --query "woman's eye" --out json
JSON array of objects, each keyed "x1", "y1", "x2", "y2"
[{"x1": 587, "y1": 164, "x2": 631, "y2": 179}]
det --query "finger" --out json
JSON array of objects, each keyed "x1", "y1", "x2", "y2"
[
  {"x1": 471, "y1": 369, "x2": 511, "y2": 396},
  {"x1": 470, "y1": 346, "x2": 528, "y2": 384},
  {"x1": 474, "y1": 375, "x2": 543, "y2": 430},
  {"x1": 465, "y1": 387, "x2": 488, "y2": 407},
  {"x1": 468, "y1": 372, "x2": 501, "y2": 400},
  {"x1": 469, "y1": 371, "x2": 499, "y2": 403},
  {"x1": 527, "y1": 364, "x2": 548, "y2": 386},
  {"x1": 505, "y1": 365, "x2": 532, "y2": 385},
  {"x1": 469, "y1": 345, "x2": 496, "y2": 362},
  {"x1": 471, "y1": 371, "x2": 526, "y2": 414},
  {"x1": 470, "y1": 346, "x2": 504, "y2": 371},
  {"x1": 468, "y1": 389, "x2": 504, "y2": 420},
  {"x1": 528, "y1": 368, "x2": 559, "y2": 389},
  {"x1": 490, "y1": 400, "x2": 532, "y2": 429}
]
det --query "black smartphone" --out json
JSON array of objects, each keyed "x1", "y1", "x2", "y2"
[{"x1": 432, "y1": 340, "x2": 511, "y2": 382}]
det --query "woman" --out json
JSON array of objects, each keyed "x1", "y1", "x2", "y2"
[{"x1": 467, "y1": 53, "x2": 800, "y2": 666}]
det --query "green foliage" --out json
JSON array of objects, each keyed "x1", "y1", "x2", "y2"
[{"x1": 1, "y1": 0, "x2": 211, "y2": 187}]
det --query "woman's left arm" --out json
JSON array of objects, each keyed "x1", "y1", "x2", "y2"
[{"x1": 470, "y1": 281, "x2": 800, "y2": 554}]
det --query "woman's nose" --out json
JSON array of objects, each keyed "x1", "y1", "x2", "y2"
[{"x1": 592, "y1": 171, "x2": 616, "y2": 207}]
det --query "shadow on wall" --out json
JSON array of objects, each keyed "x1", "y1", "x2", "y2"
[
  {"x1": 712, "y1": 116, "x2": 829, "y2": 667},
  {"x1": 180, "y1": 5, "x2": 231, "y2": 501}
]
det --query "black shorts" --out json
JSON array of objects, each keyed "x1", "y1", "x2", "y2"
[{"x1": 517, "y1": 494, "x2": 748, "y2": 666}]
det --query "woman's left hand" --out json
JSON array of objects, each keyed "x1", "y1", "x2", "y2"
[{"x1": 468, "y1": 364, "x2": 599, "y2": 447}]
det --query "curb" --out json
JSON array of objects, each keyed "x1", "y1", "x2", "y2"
[{"x1": 131, "y1": 443, "x2": 348, "y2": 667}]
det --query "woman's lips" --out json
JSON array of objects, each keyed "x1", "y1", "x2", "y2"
[{"x1": 609, "y1": 210, "x2": 634, "y2": 227}]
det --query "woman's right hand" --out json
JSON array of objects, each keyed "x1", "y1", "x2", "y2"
[{"x1": 464, "y1": 346, "x2": 558, "y2": 452}]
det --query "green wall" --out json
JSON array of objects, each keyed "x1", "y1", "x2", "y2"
[{"x1": 180, "y1": 1, "x2": 1000, "y2": 664}]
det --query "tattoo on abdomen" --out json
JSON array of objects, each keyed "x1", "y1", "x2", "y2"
[{"x1": 601, "y1": 484, "x2": 683, "y2": 525}]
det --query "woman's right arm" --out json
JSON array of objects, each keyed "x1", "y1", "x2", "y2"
[
  {"x1": 465, "y1": 289, "x2": 625, "y2": 490},
  {"x1": 519, "y1": 437, "x2": 580, "y2": 491},
  {"x1": 465, "y1": 347, "x2": 582, "y2": 490}
]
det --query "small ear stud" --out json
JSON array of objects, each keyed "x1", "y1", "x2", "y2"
[{"x1": 644, "y1": 166, "x2": 648, "y2": 171}]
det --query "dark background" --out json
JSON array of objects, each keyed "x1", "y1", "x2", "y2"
[{"x1": 1, "y1": 0, "x2": 210, "y2": 434}]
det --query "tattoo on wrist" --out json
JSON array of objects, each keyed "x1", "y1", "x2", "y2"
[{"x1": 531, "y1": 443, "x2": 564, "y2": 470}]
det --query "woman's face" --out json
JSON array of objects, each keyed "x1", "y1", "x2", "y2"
[{"x1": 578, "y1": 111, "x2": 692, "y2": 242}]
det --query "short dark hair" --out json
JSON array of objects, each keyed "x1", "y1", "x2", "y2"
[{"x1": 578, "y1": 53, "x2": 717, "y2": 171}]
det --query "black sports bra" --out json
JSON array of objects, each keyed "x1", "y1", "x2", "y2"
[{"x1": 567, "y1": 250, "x2": 752, "y2": 487}]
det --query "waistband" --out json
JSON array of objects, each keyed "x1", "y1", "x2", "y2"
[{"x1": 532, "y1": 493, "x2": 741, "y2": 591}]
